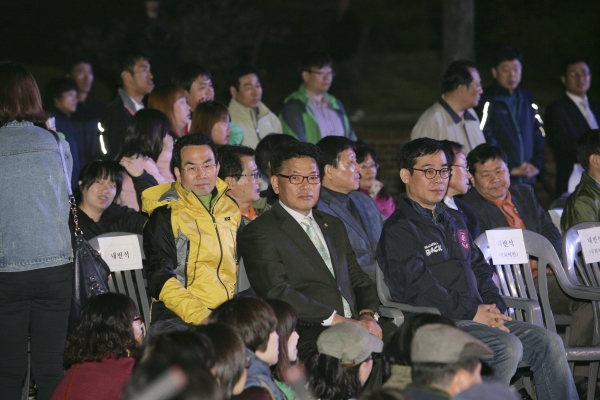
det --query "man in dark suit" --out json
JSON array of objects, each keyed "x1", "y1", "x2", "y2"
[
  {"x1": 463, "y1": 143, "x2": 593, "y2": 380},
  {"x1": 545, "y1": 57, "x2": 600, "y2": 198},
  {"x1": 315, "y1": 136, "x2": 383, "y2": 283},
  {"x1": 238, "y1": 142, "x2": 382, "y2": 359}
]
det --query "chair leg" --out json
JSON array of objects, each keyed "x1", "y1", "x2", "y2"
[
  {"x1": 588, "y1": 362, "x2": 599, "y2": 400},
  {"x1": 523, "y1": 376, "x2": 536, "y2": 400}
]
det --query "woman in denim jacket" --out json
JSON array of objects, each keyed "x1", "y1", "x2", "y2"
[{"x1": 0, "y1": 62, "x2": 74, "y2": 400}]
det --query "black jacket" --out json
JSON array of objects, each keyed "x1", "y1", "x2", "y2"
[
  {"x1": 462, "y1": 184, "x2": 562, "y2": 258},
  {"x1": 476, "y1": 85, "x2": 544, "y2": 186},
  {"x1": 376, "y1": 194, "x2": 505, "y2": 320},
  {"x1": 100, "y1": 95, "x2": 133, "y2": 160},
  {"x1": 453, "y1": 196, "x2": 481, "y2": 239},
  {"x1": 545, "y1": 94, "x2": 600, "y2": 197}
]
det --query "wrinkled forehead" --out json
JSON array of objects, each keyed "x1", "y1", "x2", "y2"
[
  {"x1": 476, "y1": 157, "x2": 507, "y2": 172},
  {"x1": 281, "y1": 156, "x2": 319, "y2": 173},
  {"x1": 414, "y1": 150, "x2": 447, "y2": 168}
]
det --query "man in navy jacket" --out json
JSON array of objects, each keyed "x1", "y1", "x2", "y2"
[
  {"x1": 376, "y1": 138, "x2": 576, "y2": 399},
  {"x1": 476, "y1": 47, "x2": 544, "y2": 187}
]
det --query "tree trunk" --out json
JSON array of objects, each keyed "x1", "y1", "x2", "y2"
[{"x1": 442, "y1": 0, "x2": 475, "y2": 68}]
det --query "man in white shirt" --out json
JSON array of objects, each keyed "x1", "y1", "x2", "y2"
[
  {"x1": 546, "y1": 57, "x2": 600, "y2": 197},
  {"x1": 411, "y1": 60, "x2": 485, "y2": 155},
  {"x1": 228, "y1": 66, "x2": 282, "y2": 149}
]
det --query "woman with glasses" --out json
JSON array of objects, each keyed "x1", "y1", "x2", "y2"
[
  {"x1": 355, "y1": 141, "x2": 395, "y2": 218},
  {"x1": 218, "y1": 145, "x2": 271, "y2": 225},
  {"x1": 50, "y1": 293, "x2": 143, "y2": 400}
]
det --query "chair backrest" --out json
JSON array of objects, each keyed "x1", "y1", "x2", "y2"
[
  {"x1": 475, "y1": 228, "x2": 563, "y2": 332},
  {"x1": 89, "y1": 232, "x2": 151, "y2": 325},
  {"x1": 548, "y1": 208, "x2": 563, "y2": 232},
  {"x1": 376, "y1": 260, "x2": 397, "y2": 308},
  {"x1": 562, "y1": 221, "x2": 600, "y2": 343}
]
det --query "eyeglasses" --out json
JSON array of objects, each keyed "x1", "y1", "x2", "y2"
[
  {"x1": 452, "y1": 164, "x2": 469, "y2": 171},
  {"x1": 277, "y1": 174, "x2": 321, "y2": 185},
  {"x1": 180, "y1": 163, "x2": 217, "y2": 175},
  {"x1": 360, "y1": 163, "x2": 379, "y2": 171},
  {"x1": 245, "y1": 357, "x2": 252, "y2": 369},
  {"x1": 239, "y1": 171, "x2": 262, "y2": 180},
  {"x1": 568, "y1": 72, "x2": 591, "y2": 78},
  {"x1": 309, "y1": 70, "x2": 335, "y2": 78},
  {"x1": 411, "y1": 167, "x2": 451, "y2": 179}
]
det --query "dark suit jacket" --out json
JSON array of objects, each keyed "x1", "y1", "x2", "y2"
[
  {"x1": 238, "y1": 201, "x2": 379, "y2": 324},
  {"x1": 462, "y1": 184, "x2": 562, "y2": 257},
  {"x1": 453, "y1": 197, "x2": 482, "y2": 240},
  {"x1": 545, "y1": 94, "x2": 600, "y2": 197},
  {"x1": 316, "y1": 189, "x2": 383, "y2": 283}
]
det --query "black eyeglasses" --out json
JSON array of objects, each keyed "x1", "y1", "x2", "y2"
[
  {"x1": 411, "y1": 167, "x2": 451, "y2": 179},
  {"x1": 239, "y1": 171, "x2": 262, "y2": 180},
  {"x1": 277, "y1": 174, "x2": 321, "y2": 185}
]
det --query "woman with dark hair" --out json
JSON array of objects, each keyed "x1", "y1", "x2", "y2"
[
  {"x1": 355, "y1": 141, "x2": 395, "y2": 218},
  {"x1": 208, "y1": 297, "x2": 284, "y2": 400},
  {"x1": 0, "y1": 61, "x2": 74, "y2": 400},
  {"x1": 50, "y1": 293, "x2": 142, "y2": 400},
  {"x1": 190, "y1": 101, "x2": 232, "y2": 145},
  {"x1": 148, "y1": 84, "x2": 191, "y2": 138},
  {"x1": 194, "y1": 324, "x2": 248, "y2": 399},
  {"x1": 265, "y1": 299, "x2": 302, "y2": 400},
  {"x1": 382, "y1": 314, "x2": 455, "y2": 390},
  {"x1": 115, "y1": 108, "x2": 175, "y2": 210},
  {"x1": 306, "y1": 322, "x2": 383, "y2": 400},
  {"x1": 69, "y1": 160, "x2": 149, "y2": 242}
]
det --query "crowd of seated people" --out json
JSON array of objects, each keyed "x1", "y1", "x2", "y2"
[{"x1": 4, "y1": 38, "x2": 600, "y2": 400}]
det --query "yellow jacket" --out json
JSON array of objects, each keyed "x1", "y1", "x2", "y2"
[{"x1": 141, "y1": 179, "x2": 241, "y2": 324}]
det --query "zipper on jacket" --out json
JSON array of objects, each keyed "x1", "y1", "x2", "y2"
[{"x1": 207, "y1": 190, "x2": 229, "y2": 300}]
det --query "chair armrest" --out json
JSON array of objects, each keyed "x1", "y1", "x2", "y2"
[
  {"x1": 559, "y1": 284, "x2": 600, "y2": 301},
  {"x1": 502, "y1": 296, "x2": 544, "y2": 327},
  {"x1": 379, "y1": 306, "x2": 404, "y2": 327},
  {"x1": 380, "y1": 299, "x2": 441, "y2": 316}
]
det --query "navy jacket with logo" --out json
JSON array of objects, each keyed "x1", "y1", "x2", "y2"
[{"x1": 376, "y1": 194, "x2": 506, "y2": 320}]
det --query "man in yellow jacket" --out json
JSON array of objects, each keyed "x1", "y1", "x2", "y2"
[{"x1": 141, "y1": 134, "x2": 242, "y2": 335}]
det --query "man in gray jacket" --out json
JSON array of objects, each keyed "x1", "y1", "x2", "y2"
[{"x1": 316, "y1": 136, "x2": 383, "y2": 282}]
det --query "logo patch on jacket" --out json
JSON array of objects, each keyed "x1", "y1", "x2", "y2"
[
  {"x1": 458, "y1": 230, "x2": 470, "y2": 250},
  {"x1": 424, "y1": 242, "x2": 443, "y2": 256}
]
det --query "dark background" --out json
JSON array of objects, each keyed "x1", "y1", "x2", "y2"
[{"x1": 2, "y1": 0, "x2": 598, "y2": 203}]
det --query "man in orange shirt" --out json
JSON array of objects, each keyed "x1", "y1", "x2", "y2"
[{"x1": 462, "y1": 143, "x2": 593, "y2": 384}]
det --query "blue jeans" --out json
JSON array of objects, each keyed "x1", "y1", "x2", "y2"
[{"x1": 455, "y1": 319, "x2": 577, "y2": 400}]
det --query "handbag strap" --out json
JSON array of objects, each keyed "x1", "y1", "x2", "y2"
[
  {"x1": 64, "y1": 363, "x2": 80, "y2": 400},
  {"x1": 48, "y1": 130, "x2": 82, "y2": 236}
]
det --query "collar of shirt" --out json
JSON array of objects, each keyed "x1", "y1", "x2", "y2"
[
  {"x1": 443, "y1": 196, "x2": 458, "y2": 210},
  {"x1": 566, "y1": 90, "x2": 590, "y2": 116},
  {"x1": 278, "y1": 200, "x2": 315, "y2": 225},
  {"x1": 438, "y1": 96, "x2": 477, "y2": 124},
  {"x1": 403, "y1": 193, "x2": 447, "y2": 219},
  {"x1": 322, "y1": 186, "x2": 349, "y2": 207},
  {"x1": 307, "y1": 92, "x2": 331, "y2": 108}
]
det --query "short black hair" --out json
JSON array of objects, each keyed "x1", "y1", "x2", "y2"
[
  {"x1": 316, "y1": 136, "x2": 356, "y2": 177},
  {"x1": 270, "y1": 142, "x2": 323, "y2": 176},
  {"x1": 229, "y1": 66, "x2": 260, "y2": 91},
  {"x1": 173, "y1": 62, "x2": 212, "y2": 92},
  {"x1": 562, "y1": 57, "x2": 591, "y2": 77},
  {"x1": 255, "y1": 134, "x2": 299, "y2": 177},
  {"x1": 116, "y1": 108, "x2": 171, "y2": 162},
  {"x1": 397, "y1": 138, "x2": 443, "y2": 171},
  {"x1": 576, "y1": 129, "x2": 600, "y2": 171},
  {"x1": 439, "y1": 140, "x2": 464, "y2": 166},
  {"x1": 44, "y1": 77, "x2": 78, "y2": 107},
  {"x1": 218, "y1": 145, "x2": 256, "y2": 181},
  {"x1": 493, "y1": 46, "x2": 522, "y2": 68},
  {"x1": 117, "y1": 51, "x2": 148, "y2": 86},
  {"x1": 77, "y1": 160, "x2": 126, "y2": 200},
  {"x1": 411, "y1": 357, "x2": 480, "y2": 388},
  {"x1": 64, "y1": 54, "x2": 93, "y2": 75},
  {"x1": 441, "y1": 60, "x2": 477, "y2": 94},
  {"x1": 466, "y1": 143, "x2": 508, "y2": 175},
  {"x1": 171, "y1": 133, "x2": 219, "y2": 176},
  {"x1": 208, "y1": 297, "x2": 277, "y2": 353},
  {"x1": 355, "y1": 141, "x2": 377, "y2": 164},
  {"x1": 299, "y1": 51, "x2": 332, "y2": 74}
]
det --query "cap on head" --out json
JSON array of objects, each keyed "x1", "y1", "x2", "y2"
[
  {"x1": 411, "y1": 323, "x2": 493, "y2": 363},
  {"x1": 317, "y1": 322, "x2": 383, "y2": 366}
]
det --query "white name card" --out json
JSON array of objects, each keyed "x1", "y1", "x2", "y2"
[
  {"x1": 486, "y1": 229, "x2": 529, "y2": 265},
  {"x1": 578, "y1": 227, "x2": 600, "y2": 264},
  {"x1": 97, "y1": 235, "x2": 143, "y2": 272}
]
